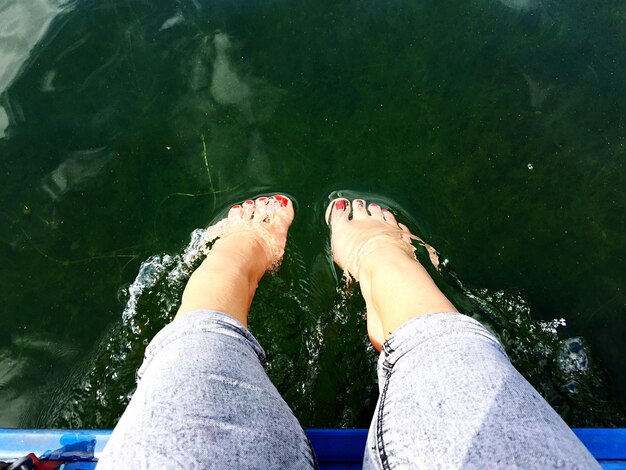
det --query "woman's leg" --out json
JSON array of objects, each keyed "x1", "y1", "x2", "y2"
[
  {"x1": 327, "y1": 198, "x2": 599, "y2": 469},
  {"x1": 97, "y1": 196, "x2": 316, "y2": 469}
]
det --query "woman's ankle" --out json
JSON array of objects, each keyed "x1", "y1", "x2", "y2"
[
  {"x1": 210, "y1": 235, "x2": 271, "y2": 283},
  {"x1": 359, "y1": 247, "x2": 458, "y2": 340}
]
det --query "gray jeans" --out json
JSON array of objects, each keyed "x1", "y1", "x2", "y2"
[{"x1": 97, "y1": 311, "x2": 599, "y2": 469}]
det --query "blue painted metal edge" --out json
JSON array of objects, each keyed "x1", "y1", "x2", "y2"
[
  {"x1": 0, "y1": 428, "x2": 624, "y2": 463},
  {"x1": 573, "y1": 429, "x2": 626, "y2": 460},
  {"x1": 307, "y1": 429, "x2": 367, "y2": 462}
]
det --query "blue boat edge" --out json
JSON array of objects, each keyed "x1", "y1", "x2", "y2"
[{"x1": 0, "y1": 428, "x2": 624, "y2": 469}]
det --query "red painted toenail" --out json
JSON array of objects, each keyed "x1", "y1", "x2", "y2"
[
  {"x1": 274, "y1": 195, "x2": 289, "y2": 207},
  {"x1": 232, "y1": 205, "x2": 241, "y2": 209},
  {"x1": 245, "y1": 199, "x2": 254, "y2": 204},
  {"x1": 370, "y1": 203, "x2": 379, "y2": 207},
  {"x1": 335, "y1": 200, "x2": 345, "y2": 210},
  {"x1": 258, "y1": 197, "x2": 268, "y2": 201}
]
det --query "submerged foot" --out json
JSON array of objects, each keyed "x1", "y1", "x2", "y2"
[
  {"x1": 217, "y1": 195, "x2": 294, "y2": 272},
  {"x1": 326, "y1": 198, "x2": 457, "y2": 351},
  {"x1": 325, "y1": 198, "x2": 416, "y2": 280},
  {"x1": 177, "y1": 195, "x2": 294, "y2": 326}
]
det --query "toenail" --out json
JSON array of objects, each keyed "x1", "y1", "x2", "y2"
[
  {"x1": 370, "y1": 203, "x2": 379, "y2": 207},
  {"x1": 245, "y1": 200, "x2": 254, "y2": 204},
  {"x1": 258, "y1": 197, "x2": 268, "y2": 201},
  {"x1": 354, "y1": 199, "x2": 365, "y2": 207},
  {"x1": 335, "y1": 200, "x2": 345, "y2": 210},
  {"x1": 232, "y1": 204, "x2": 241, "y2": 209},
  {"x1": 274, "y1": 195, "x2": 289, "y2": 207}
]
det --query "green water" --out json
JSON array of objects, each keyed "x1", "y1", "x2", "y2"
[{"x1": 0, "y1": 0, "x2": 624, "y2": 429}]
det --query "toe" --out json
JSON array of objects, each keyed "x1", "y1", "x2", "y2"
[
  {"x1": 382, "y1": 209, "x2": 399, "y2": 227},
  {"x1": 274, "y1": 194, "x2": 294, "y2": 219},
  {"x1": 228, "y1": 204, "x2": 244, "y2": 219},
  {"x1": 242, "y1": 199, "x2": 255, "y2": 219},
  {"x1": 352, "y1": 199, "x2": 368, "y2": 220},
  {"x1": 368, "y1": 203, "x2": 384, "y2": 220},
  {"x1": 266, "y1": 194, "x2": 294, "y2": 226},
  {"x1": 271, "y1": 194, "x2": 295, "y2": 224},
  {"x1": 273, "y1": 194, "x2": 290, "y2": 208},
  {"x1": 325, "y1": 198, "x2": 350, "y2": 225},
  {"x1": 253, "y1": 197, "x2": 268, "y2": 222},
  {"x1": 398, "y1": 222, "x2": 413, "y2": 243}
]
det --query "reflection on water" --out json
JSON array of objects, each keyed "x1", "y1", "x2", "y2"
[
  {"x1": 497, "y1": 0, "x2": 540, "y2": 11},
  {"x1": 0, "y1": 0, "x2": 71, "y2": 137},
  {"x1": 0, "y1": 334, "x2": 78, "y2": 425},
  {"x1": 0, "y1": 0, "x2": 624, "y2": 428},
  {"x1": 522, "y1": 73, "x2": 553, "y2": 110},
  {"x1": 0, "y1": 106, "x2": 8, "y2": 139},
  {"x1": 41, "y1": 147, "x2": 115, "y2": 201}
]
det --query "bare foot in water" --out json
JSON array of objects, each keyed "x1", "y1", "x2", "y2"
[
  {"x1": 326, "y1": 198, "x2": 458, "y2": 351},
  {"x1": 177, "y1": 195, "x2": 294, "y2": 326}
]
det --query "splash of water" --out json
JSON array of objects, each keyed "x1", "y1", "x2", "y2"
[
  {"x1": 37, "y1": 210, "x2": 624, "y2": 428},
  {"x1": 39, "y1": 205, "x2": 292, "y2": 427}
]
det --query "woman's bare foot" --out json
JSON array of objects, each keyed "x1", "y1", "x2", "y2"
[
  {"x1": 327, "y1": 198, "x2": 457, "y2": 351},
  {"x1": 176, "y1": 195, "x2": 294, "y2": 326}
]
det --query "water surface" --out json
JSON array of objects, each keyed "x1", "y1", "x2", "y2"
[{"x1": 0, "y1": 0, "x2": 624, "y2": 428}]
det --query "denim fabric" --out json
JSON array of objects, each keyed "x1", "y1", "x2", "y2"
[
  {"x1": 96, "y1": 310, "x2": 316, "y2": 469},
  {"x1": 98, "y1": 310, "x2": 598, "y2": 469},
  {"x1": 362, "y1": 313, "x2": 599, "y2": 470}
]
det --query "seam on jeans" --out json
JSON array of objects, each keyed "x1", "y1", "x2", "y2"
[
  {"x1": 305, "y1": 434, "x2": 319, "y2": 469},
  {"x1": 147, "y1": 327, "x2": 252, "y2": 360},
  {"x1": 383, "y1": 329, "x2": 508, "y2": 373},
  {"x1": 161, "y1": 317, "x2": 263, "y2": 353},
  {"x1": 382, "y1": 340, "x2": 395, "y2": 373},
  {"x1": 377, "y1": 372, "x2": 392, "y2": 470},
  {"x1": 139, "y1": 326, "x2": 265, "y2": 380},
  {"x1": 382, "y1": 339, "x2": 395, "y2": 356}
]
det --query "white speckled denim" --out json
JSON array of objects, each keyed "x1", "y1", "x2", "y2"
[
  {"x1": 98, "y1": 310, "x2": 598, "y2": 469},
  {"x1": 363, "y1": 313, "x2": 599, "y2": 470},
  {"x1": 96, "y1": 310, "x2": 316, "y2": 469}
]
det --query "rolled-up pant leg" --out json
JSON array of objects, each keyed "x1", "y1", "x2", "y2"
[
  {"x1": 363, "y1": 313, "x2": 599, "y2": 470},
  {"x1": 97, "y1": 310, "x2": 316, "y2": 469}
]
